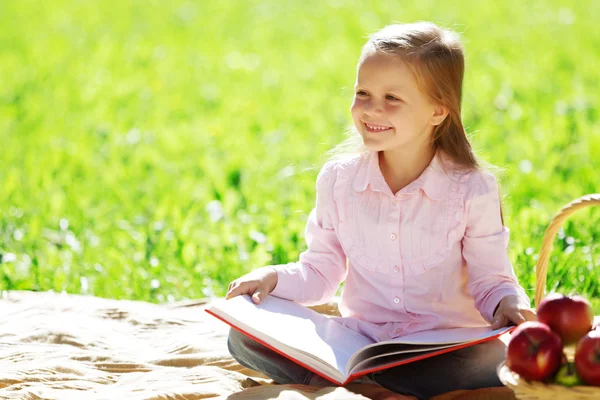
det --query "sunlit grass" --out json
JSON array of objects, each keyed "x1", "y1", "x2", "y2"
[{"x1": 1, "y1": 0, "x2": 599, "y2": 311}]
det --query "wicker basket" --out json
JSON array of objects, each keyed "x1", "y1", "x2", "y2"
[{"x1": 497, "y1": 194, "x2": 600, "y2": 399}]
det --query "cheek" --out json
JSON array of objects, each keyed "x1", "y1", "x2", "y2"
[
  {"x1": 350, "y1": 103, "x2": 362, "y2": 122},
  {"x1": 350, "y1": 97, "x2": 365, "y2": 112},
  {"x1": 384, "y1": 104, "x2": 405, "y2": 123},
  {"x1": 384, "y1": 103, "x2": 401, "y2": 115}
]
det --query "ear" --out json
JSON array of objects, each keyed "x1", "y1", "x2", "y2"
[{"x1": 430, "y1": 104, "x2": 449, "y2": 126}]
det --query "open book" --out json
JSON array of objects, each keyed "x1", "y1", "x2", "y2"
[{"x1": 206, "y1": 295, "x2": 513, "y2": 386}]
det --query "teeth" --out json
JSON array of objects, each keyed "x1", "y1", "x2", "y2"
[{"x1": 366, "y1": 123, "x2": 391, "y2": 131}]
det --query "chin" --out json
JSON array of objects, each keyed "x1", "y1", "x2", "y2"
[
  {"x1": 365, "y1": 144, "x2": 389, "y2": 153},
  {"x1": 362, "y1": 137, "x2": 395, "y2": 152}
]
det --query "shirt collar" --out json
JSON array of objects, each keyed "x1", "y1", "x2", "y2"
[{"x1": 352, "y1": 150, "x2": 453, "y2": 200}]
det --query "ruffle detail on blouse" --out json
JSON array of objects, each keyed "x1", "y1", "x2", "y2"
[
  {"x1": 332, "y1": 155, "x2": 391, "y2": 274},
  {"x1": 402, "y1": 167, "x2": 473, "y2": 275}
]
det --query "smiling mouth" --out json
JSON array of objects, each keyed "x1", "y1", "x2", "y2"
[{"x1": 364, "y1": 123, "x2": 393, "y2": 133}]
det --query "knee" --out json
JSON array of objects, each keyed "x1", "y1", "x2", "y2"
[
  {"x1": 470, "y1": 339, "x2": 506, "y2": 364},
  {"x1": 452, "y1": 339, "x2": 506, "y2": 387},
  {"x1": 227, "y1": 328, "x2": 254, "y2": 360}
]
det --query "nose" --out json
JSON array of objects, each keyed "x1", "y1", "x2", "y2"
[{"x1": 363, "y1": 98, "x2": 384, "y2": 116}]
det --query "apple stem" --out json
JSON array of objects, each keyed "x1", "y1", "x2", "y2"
[{"x1": 567, "y1": 361, "x2": 574, "y2": 375}]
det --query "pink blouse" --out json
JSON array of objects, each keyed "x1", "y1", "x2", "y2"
[{"x1": 270, "y1": 150, "x2": 530, "y2": 342}]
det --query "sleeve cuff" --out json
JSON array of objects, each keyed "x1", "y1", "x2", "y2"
[{"x1": 269, "y1": 263, "x2": 301, "y2": 299}]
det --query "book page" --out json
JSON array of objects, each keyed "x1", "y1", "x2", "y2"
[
  {"x1": 388, "y1": 326, "x2": 512, "y2": 345},
  {"x1": 346, "y1": 326, "x2": 512, "y2": 372},
  {"x1": 348, "y1": 344, "x2": 459, "y2": 379},
  {"x1": 209, "y1": 295, "x2": 374, "y2": 378}
]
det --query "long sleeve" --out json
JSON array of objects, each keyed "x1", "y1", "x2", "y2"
[
  {"x1": 462, "y1": 172, "x2": 530, "y2": 323},
  {"x1": 269, "y1": 161, "x2": 348, "y2": 306}
]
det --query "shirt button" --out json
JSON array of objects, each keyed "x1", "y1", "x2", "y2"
[
  {"x1": 393, "y1": 266, "x2": 400, "y2": 273},
  {"x1": 392, "y1": 200, "x2": 399, "y2": 206},
  {"x1": 393, "y1": 297, "x2": 400, "y2": 304},
  {"x1": 390, "y1": 233, "x2": 397, "y2": 240}
]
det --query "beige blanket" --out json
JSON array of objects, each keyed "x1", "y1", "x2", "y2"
[{"x1": 0, "y1": 291, "x2": 515, "y2": 399}]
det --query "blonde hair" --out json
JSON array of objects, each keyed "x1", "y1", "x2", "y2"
[{"x1": 327, "y1": 22, "x2": 506, "y2": 222}]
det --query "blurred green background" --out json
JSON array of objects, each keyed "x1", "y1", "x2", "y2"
[{"x1": 1, "y1": 0, "x2": 599, "y2": 309}]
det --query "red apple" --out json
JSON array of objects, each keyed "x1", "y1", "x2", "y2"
[
  {"x1": 506, "y1": 321, "x2": 563, "y2": 381},
  {"x1": 537, "y1": 293, "x2": 594, "y2": 345},
  {"x1": 575, "y1": 328, "x2": 600, "y2": 386}
]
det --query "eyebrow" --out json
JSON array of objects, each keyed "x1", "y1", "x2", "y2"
[{"x1": 355, "y1": 83, "x2": 406, "y2": 92}]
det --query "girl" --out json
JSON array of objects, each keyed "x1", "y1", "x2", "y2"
[{"x1": 225, "y1": 22, "x2": 535, "y2": 400}]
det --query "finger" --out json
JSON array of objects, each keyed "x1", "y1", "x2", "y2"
[
  {"x1": 251, "y1": 290, "x2": 263, "y2": 304},
  {"x1": 520, "y1": 309, "x2": 537, "y2": 322},
  {"x1": 232, "y1": 281, "x2": 257, "y2": 300},
  {"x1": 226, "y1": 282, "x2": 236, "y2": 299},
  {"x1": 491, "y1": 315, "x2": 506, "y2": 330},
  {"x1": 508, "y1": 311, "x2": 527, "y2": 326},
  {"x1": 252, "y1": 286, "x2": 270, "y2": 304},
  {"x1": 491, "y1": 317, "x2": 501, "y2": 330},
  {"x1": 226, "y1": 282, "x2": 245, "y2": 300}
]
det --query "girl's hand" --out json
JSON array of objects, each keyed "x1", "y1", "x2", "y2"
[
  {"x1": 491, "y1": 295, "x2": 537, "y2": 330},
  {"x1": 226, "y1": 267, "x2": 278, "y2": 304}
]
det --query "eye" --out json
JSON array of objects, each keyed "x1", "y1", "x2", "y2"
[
  {"x1": 386, "y1": 94, "x2": 401, "y2": 102},
  {"x1": 355, "y1": 90, "x2": 368, "y2": 97}
]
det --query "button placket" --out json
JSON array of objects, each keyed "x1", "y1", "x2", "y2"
[
  {"x1": 392, "y1": 196, "x2": 404, "y2": 310},
  {"x1": 387, "y1": 197, "x2": 401, "y2": 257},
  {"x1": 392, "y1": 199, "x2": 403, "y2": 310}
]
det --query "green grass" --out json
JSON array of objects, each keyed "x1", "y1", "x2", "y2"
[{"x1": 1, "y1": 0, "x2": 599, "y2": 311}]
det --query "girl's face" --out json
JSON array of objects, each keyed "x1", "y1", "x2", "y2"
[{"x1": 351, "y1": 52, "x2": 446, "y2": 153}]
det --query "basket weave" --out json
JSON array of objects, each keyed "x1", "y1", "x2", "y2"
[{"x1": 497, "y1": 194, "x2": 600, "y2": 399}]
